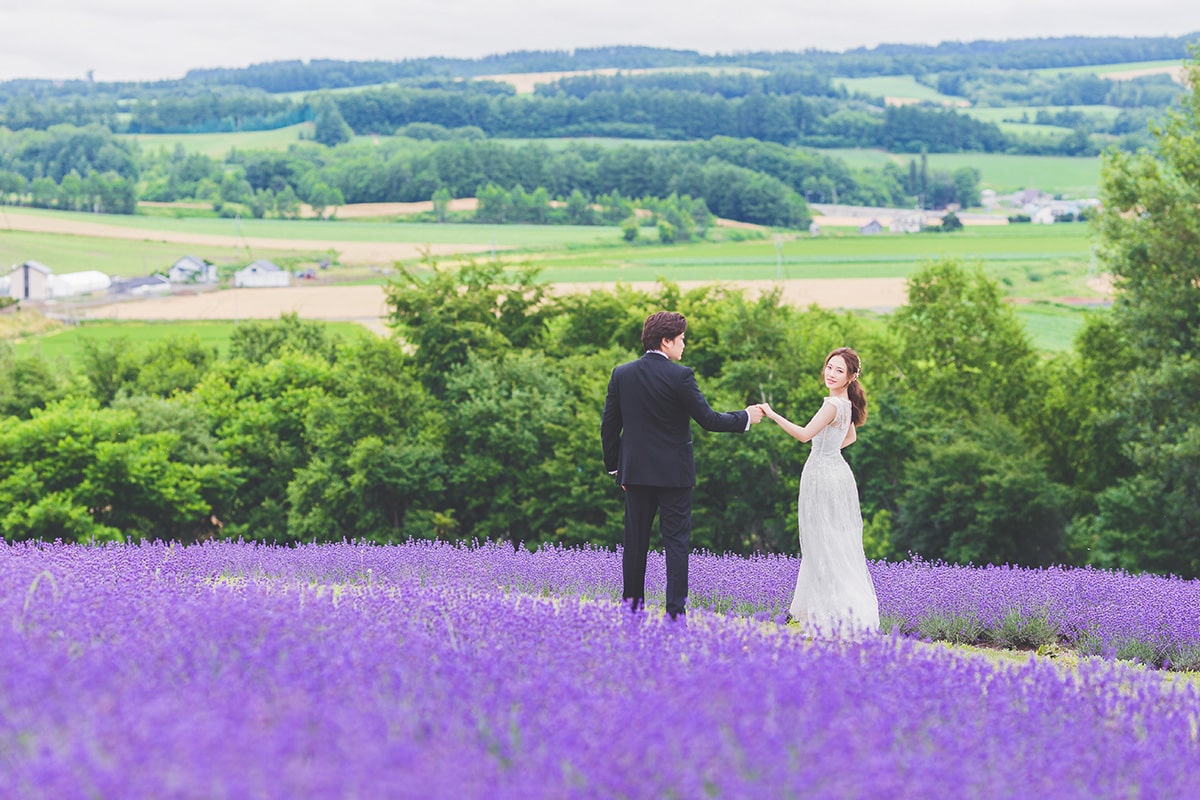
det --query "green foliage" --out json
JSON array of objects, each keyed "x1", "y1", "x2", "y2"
[
  {"x1": 0, "y1": 398, "x2": 236, "y2": 542},
  {"x1": 988, "y1": 609, "x2": 1060, "y2": 650},
  {"x1": 312, "y1": 97, "x2": 354, "y2": 147},
  {"x1": 287, "y1": 336, "x2": 447, "y2": 542},
  {"x1": 1085, "y1": 52, "x2": 1200, "y2": 577},
  {"x1": 892, "y1": 419, "x2": 1070, "y2": 567},
  {"x1": 385, "y1": 259, "x2": 549, "y2": 389},
  {"x1": 227, "y1": 313, "x2": 342, "y2": 366},
  {"x1": 892, "y1": 258, "x2": 1036, "y2": 419},
  {"x1": 0, "y1": 344, "x2": 68, "y2": 418},
  {"x1": 917, "y1": 611, "x2": 986, "y2": 645}
]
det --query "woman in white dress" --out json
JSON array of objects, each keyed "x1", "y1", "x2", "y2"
[{"x1": 759, "y1": 347, "x2": 879, "y2": 638}]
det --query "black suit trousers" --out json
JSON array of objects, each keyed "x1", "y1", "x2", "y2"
[{"x1": 622, "y1": 484, "x2": 692, "y2": 617}]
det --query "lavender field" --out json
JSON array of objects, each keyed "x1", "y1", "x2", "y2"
[{"x1": 3, "y1": 540, "x2": 1200, "y2": 798}]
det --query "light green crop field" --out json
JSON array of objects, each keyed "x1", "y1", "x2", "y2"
[
  {"x1": 812, "y1": 149, "x2": 1102, "y2": 197},
  {"x1": 528, "y1": 222, "x2": 1097, "y2": 302},
  {"x1": 490, "y1": 137, "x2": 678, "y2": 150},
  {"x1": 1013, "y1": 302, "x2": 1101, "y2": 352},
  {"x1": 834, "y1": 76, "x2": 967, "y2": 105},
  {"x1": 11, "y1": 319, "x2": 371, "y2": 366},
  {"x1": 118, "y1": 123, "x2": 315, "y2": 158},
  {"x1": 0, "y1": 206, "x2": 621, "y2": 248},
  {"x1": 1033, "y1": 59, "x2": 1184, "y2": 78},
  {"x1": 0, "y1": 228, "x2": 320, "y2": 276},
  {"x1": 990, "y1": 122, "x2": 1073, "y2": 140},
  {"x1": 963, "y1": 105, "x2": 1124, "y2": 124}
]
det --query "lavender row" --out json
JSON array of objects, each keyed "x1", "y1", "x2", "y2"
[
  {"x1": 6, "y1": 538, "x2": 1200, "y2": 663},
  {"x1": 2, "y1": 542, "x2": 1199, "y2": 798}
]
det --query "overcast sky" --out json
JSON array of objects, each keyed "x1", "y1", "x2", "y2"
[{"x1": 3, "y1": 1, "x2": 1200, "y2": 83}]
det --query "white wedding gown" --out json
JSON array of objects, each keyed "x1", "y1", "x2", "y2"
[{"x1": 789, "y1": 396, "x2": 880, "y2": 638}]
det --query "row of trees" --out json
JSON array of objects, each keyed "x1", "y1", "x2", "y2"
[
  {"x1": 1, "y1": 120, "x2": 925, "y2": 222},
  {"x1": 2, "y1": 74, "x2": 1172, "y2": 155},
  {"x1": 324, "y1": 86, "x2": 1021, "y2": 152},
  {"x1": 0, "y1": 167, "x2": 137, "y2": 214}
]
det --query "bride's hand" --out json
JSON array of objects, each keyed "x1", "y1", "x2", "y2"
[{"x1": 759, "y1": 402, "x2": 776, "y2": 420}]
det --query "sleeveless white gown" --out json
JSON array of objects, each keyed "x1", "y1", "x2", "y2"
[{"x1": 789, "y1": 396, "x2": 880, "y2": 638}]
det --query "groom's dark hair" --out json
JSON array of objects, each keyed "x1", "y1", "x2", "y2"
[{"x1": 642, "y1": 311, "x2": 687, "y2": 351}]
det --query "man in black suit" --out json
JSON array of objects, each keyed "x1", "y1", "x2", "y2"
[{"x1": 601, "y1": 311, "x2": 763, "y2": 619}]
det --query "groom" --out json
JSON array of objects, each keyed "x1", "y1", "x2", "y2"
[{"x1": 601, "y1": 311, "x2": 763, "y2": 619}]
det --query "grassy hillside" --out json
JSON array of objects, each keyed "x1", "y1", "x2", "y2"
[
  {"x1": 834, "y1": 76, "x2": 968, "y2": 105},
  {"x1": 118, "y1": 123, "x2": 315, "y2": 158},
  {"x1": 812, "y1": 148, "x2": 1101, "y2": 196}
]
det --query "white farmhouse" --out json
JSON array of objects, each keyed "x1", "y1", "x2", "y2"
[
  {"x1": 168, "y1": 255, "x2": 218, "y2": 284},
  {"x1": 234, "y1": 260, "x2": 290, "y2": 288}
]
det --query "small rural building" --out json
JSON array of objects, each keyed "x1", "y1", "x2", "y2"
[
  {"x1": 233, "y1": 260, "x2": 290, "y2": 288},
  {"x1": 7, "y1": 260, "x2": 54, "y2": 301},
  {"x1": 858, "y1": 219, "x2": 885, "y2": 235},
  {"x1": 49, "y1": 270, "x2": 112, "y2": 297},
  {"x1": 169, "y1": 255, "x2": 218, "y2": 284},
  {"x1": 889, "y1": 212, "x2": 926, "y2": 234},
  {"x1": 110, "y1": 275, "x2": 172, "y2": 296}
]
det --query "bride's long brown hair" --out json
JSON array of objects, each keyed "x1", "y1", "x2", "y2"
[{"x1": 827, "y1": 347, "x2": 867, "y2": 426}]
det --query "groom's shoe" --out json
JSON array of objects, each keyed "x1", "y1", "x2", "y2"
[{"x1": 627, "y1": 597, "x2": 645, "y2": 614}]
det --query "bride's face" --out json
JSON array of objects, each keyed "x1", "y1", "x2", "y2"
[{"x1": 824, "y1": 355, "x2": 851, "y2": 391}]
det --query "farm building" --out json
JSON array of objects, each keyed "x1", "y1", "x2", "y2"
[
  {"x1": 234, "y1": 260, "x2": 290, "y2": 288},
  {"x1": 889, "y1": 212, "x2": 927, "y2": 234},
  {"x1": 110, "y1": 275, "x2": 172, "y2": 296},
  {"x1": 6, "y1": 261, "x2": 53, "y2": 300},
  {"x1": 6, "y1": 262, "x2": 113, "y2": 300},
  {"x1": 169, "y1": 255, "x2": 218, "y2": 284},
  {"x1": 858, "y1": 219, "x2": 885, "y2": 235},
  {"x1": 50, "y1": 271, "x2": 112, "y2": 297}
]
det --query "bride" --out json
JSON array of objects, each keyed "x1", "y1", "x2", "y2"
[{"x1": 759, "y1": 347, "x2": 879, "y2": 638}]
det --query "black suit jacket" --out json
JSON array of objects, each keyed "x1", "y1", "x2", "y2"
[{"x1": 601, "y1": 353, "x2": 749, "y2": 488}]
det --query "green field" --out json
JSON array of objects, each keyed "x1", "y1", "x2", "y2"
[
  {"x1": 11, "y1": 319, "x2": 371, "y2": 366},
  {"x1": 963, "y1": 104, "x2": 1123, "y2": 124},
  {"x1": 1033, "y1": 59, "x2": 1184, "y2": 78},
  {"x1": 1, "y1": 206, "x2": 622, "y2": 248},
  {"x1": 0, "y1": 228, "x2": 321, "y2": 276},
  {"x1": 1013, "y1": 302, "x2": 1100, "y2": 351},
  {"x1": 118, "y1": 123, "x2": 315, "y2": 158},
  {"x1": 811, "y1": 148, "x2": 1101, "y2": 197},
  {"x1": 834, "y1": 76, "x2": 967, "y2": 105},
  {"x1": 529, "y1": 222, "x2": 1095, "y2": 300}
]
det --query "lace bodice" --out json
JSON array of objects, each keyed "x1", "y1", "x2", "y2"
[{"x1": 809, "y1": 396, "x2": 852, "y2": 459}]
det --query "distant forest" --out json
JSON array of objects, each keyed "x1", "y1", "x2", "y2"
[{"x1": 0, "y1": 35, "x2": 1195, "y2": 222}]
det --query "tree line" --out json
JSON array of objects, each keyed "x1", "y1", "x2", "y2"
[{"x1": 0, "y1": 121, "x2": 986, "y2": 224}]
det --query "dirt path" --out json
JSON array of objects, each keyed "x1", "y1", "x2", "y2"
[{"x1": 75, "y1": 278, "x2": 908, "y2": 327}]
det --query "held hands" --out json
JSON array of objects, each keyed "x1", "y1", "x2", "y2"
[
  {"x1": 757, "y1": 402, "x2": 778, "y2": 422},
  {"x1": 745, "y1": 404, "x2": 765, "y2": 424}
]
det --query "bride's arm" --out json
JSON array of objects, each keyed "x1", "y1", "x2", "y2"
[{"x1": 759, "y1": 401, "x2": 836, "y2": 443}]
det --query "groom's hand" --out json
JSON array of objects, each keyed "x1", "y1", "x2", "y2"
[{"x1": 746, "y1": 404, "x2": 764, "y2": 424}]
